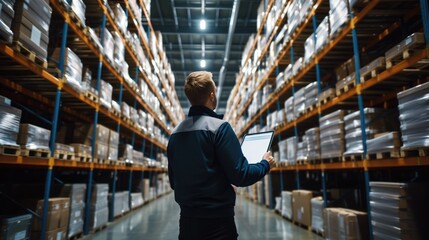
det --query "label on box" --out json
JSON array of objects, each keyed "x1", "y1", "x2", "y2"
[
  {"x1": 300, "y1": 207, "x2": 304, "y2": 213},
  {"x1": 75, "y1": 210, "x2": 81, "y2": 217},
  {"x1": 31, "y1": 26, "x2": 41, "y2": 45},
  {"x1": 14, "y1": 230, "x2": 26, "y2": 240}
]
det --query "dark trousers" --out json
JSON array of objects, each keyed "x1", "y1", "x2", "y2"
[{"x1": 179, "y1": 216, "x2": 238, "y2": 240}]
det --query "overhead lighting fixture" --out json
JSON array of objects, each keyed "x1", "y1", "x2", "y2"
[
  {"x1": 200, "y1": 59, "x2": 206, "y2": 68},
  {"x1": 199, "y1": 19, "x2": 206, "y2": 30}
]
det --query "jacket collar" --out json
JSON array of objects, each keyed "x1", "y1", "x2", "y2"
[{"x1": 188, "y1": 106, "x2": 224, "y2": 119}]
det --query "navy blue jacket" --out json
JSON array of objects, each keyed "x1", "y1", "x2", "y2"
[{"x1": 167, "y1": 106, "x2": 270, "y2": 218}]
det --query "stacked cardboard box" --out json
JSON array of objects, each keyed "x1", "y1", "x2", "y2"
[
  {"x1": 32, "y1": 198, "x2": 70, "y2": 240},
  {"x1": 369, "y1": 182, "x2": 429, "y2": 240},
  {"x1": 112, "y1": 3, "x2": 127, "y2": 34},
  {"x1": 51, "y1": 48, "x2": 83, "y2": 93},
  {"x1": 11, "y1": 0, "x2": 52, "y2": 61},
  {"x1": 305, "y1": 127, "x2": 321, "y2": 161},
  {"x1": 311, "y1": 197, "x2": 324, "y2": 235},
  {"x1": 292, "y1": 190, "x2": 313, "y2": 227},
  {"x1": 385, "y1": 33, "x2": 425, "y2": 67},
  {"x1": 0, "y1": 0, "x2": 15, "y2": 43},
  {"x1": 281, "y1": 191, "x2": 293, "y2": 219},
  {"x1": 97, "y1": 27, "x2": 114, "y2": 62},
  {"x1": 344, "y1": 108, "x2": 385, "y2": 155},
  {"x1": 89, "y1": 184, "x2": 108, "y2": 230},
  {"x1": 59, "y1": 184, "x2": 86, "y2": 239},
  {"x1": 69, "y1": 0, "x2": 85, "y2": 26},
  {"x1": 397, "y1": 81, "x2": 429, "y2": 149},
  {"x1": 108, "y1": 191, "x2": 130, "y2": 218},
  {"x1": 0, "y1": 214, "x2": 32, "y2": 240},
  {"x1": 294, "y1": 87, "x2": 306, "y2": 117},
  {"x1": 17, "y1": 124, "x2": 50, "y2": 150},
  {"x1": 296, "y1": 139, "x2": 308, "y2": 161},
  {"x1": 0, "y1": 103, "x2": 22, "y2": 146},
  {"x1": 108, "y1": 130, "x2": 119, "y2": 161},
  {"x1": 320, "y1": 110, "x2": 346, "y2": 159},
  {"x1": 278, "y1": 139, "x2": 287, "y2": 163},
  {"x1": 73, "y1": 124, "x2": 109, "y2": 160},
  {"x1": 324, "y1": 208, "x2": 369, "y2": 240},
  {"x1": 119, "y1": 144, "x2": 133, "y2": 163},
  {"x1": 304, "y1": 82, "x2": 318, "y2": 110},
  {"x1": 304, "y1": 33, "x2": 315, "y2": 64},
  {"x1": 366, "y1": 132, "x2": 401, "y2": 156}
]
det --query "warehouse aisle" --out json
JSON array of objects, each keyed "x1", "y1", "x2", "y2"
[{"x1": 89, "y1": 192, "x2": 323, "y2": 240}]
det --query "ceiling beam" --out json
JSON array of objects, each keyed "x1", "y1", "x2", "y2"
[
  {"x1": 165, "y1": 43, "x2": 244, "y2": 52},
  {"x1": 174, "y1": 2, "x2": 233, "y2": 10},
  {"x1": 154, "y1": 26, "x2": 255, "y2": 36}
]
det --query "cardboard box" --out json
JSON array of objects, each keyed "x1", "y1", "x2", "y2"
[
  {"x1": 34, "y1": 198, "x2": 69, "y2": 231},
  {"x1": 324, "y1": 208, "x2": 369, "y2": 240},
  {"x1": 17, "y1": 123, "x2": 50, "y2": 150},
  {"x1": 32, "y1": 226, "x2": 66, "y2": 240},
  {"x1": 0, "y1": 104, "x2": 22, "y2": 146},
  {"x1": 292, "y1": 190, "x2": 313, "y2": 227}
]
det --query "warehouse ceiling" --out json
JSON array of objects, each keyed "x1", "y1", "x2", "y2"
[{"x1": 150, "y1": 0, "x2": 261, "y2": 115}]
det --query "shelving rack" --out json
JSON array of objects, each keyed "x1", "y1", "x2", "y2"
[
  {"x1": 226, "y1": 0, "x2": 429, "y2": 239},
  {"x1": 0, "y1": 0, "x2": 180, "y2": 239}
]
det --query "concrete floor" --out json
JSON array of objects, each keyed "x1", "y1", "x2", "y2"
[{"x1": 89, "y1": 192, "x2": 323, "y2": 240}]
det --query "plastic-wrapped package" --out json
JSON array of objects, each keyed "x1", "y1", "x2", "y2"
[
  {"x1": 304, "y1": 82, "x2": 318, "y2": 109},
  {"x1": 320, "y1": 110, "x2": 346, "y2": 158},
  {"x1": 0, "y1": 0, "x2": 15, "y2": 43},
  {"x1": 304, "y1": 33, "x2": 315, "y2": 64},
  {"x1": 94, "y1": 143, "x2": 108, "y2": 159},
  {"x1": 336, "y1": 73, "x2": 355, "y2": 93},
  {"x1": 70, "y1": 0, "x2": 86, "y2": 26},
  {"x1": 286, "y1": 136, "x2": 297, "y2": 164},
  {"x1": 51, "y1": 47, "x2": 83, "y2": 92},
  {"x1": 329, "y1": 0, "x2": 349, "y2": 37},
  {"x1": 112, "y1": 3, "x2": 127, "y2": 33},
  {"x1": 138, "y1": 110, "x2": 147, "y2": 131},
  {"x1": 285, "y1": 96, "x2": 295, "y2": 122},
  {"x1": 296, "y1": 140, "x2": 308, "y2": 161},
  {"x1": 305, "y1": 127, "x2": 320, "y2": 160},
  {"x1": 367, "y1": 132, "x2": 401, "y2": 154},
  {"x1": 98, "y1": 28, "x2": 114, "y2": 62},
  {"x1": 292, "y1": 57, "x2": 303, "y2": 76},
  {"x1": 88, "y1": 27, "x2": 102, "y2": 51},
  {"x1": 311, "y1": 197, "x2": 324, "y2": 234},
  {"x1": 130, "y1": 107, "x2": 139, "y2": 125},
  {"x1": 281, "y1": 191, "x2": 293, "y2": 219},
  {"x1": 130, "y1": 193, "x2": 144, "y2": 209},
  {"x1": 119, "y1": 144, "x2": 133, "y2": 163},
  {"x1": 276, "y1": 71, "x2": 285, "y2": 88},
  {"x1": 275, "y1": 197, "x2": 282, "y2": 212},
  {"x1": 278, "y1": 139, "x2": 288, "y2": 162},
  {"x1": 284, "y1": 64, "x2": 293, "y2": 82},
  {"x1": 300, "y1": 0, "x2": 313, "y2": 22},
  {"x1": 17, "y1": 124, "x2": 50, "y2": 150},
  {"x1": 121, "y1": 102, "x2": 130, "y2": 119},
  {"x1": 133, "y1": 150, "x2": 144, "y2": 165},
  {"x1": 73, "y1": 123, "x2": 109, "y2": 146},
  {"x1": 397, "y1": 82, "x2": 429, "y2": 149},
  {"x1": 112, "y1": 31, "x2": 125, "y2": 69},
  {"x1": 70, "y1": 143, "x2": 91, "y2": 156},
  {"x1": 316, "y1": 16, "x2": 330, "y2": 52},
  {"x1": 128, "y1": 0, "x2": 142, "y2": 23},
  {"x1": 0, "y1": 104, "x2": 22, "y2": 146},
  {"x1": 111, "y1": 100, "x2": 120, "y2": 114},
  {"x1": 147, "y1": 115, "x2": 154, "y2": 133},
  {"x1": 99, "y1": 80, "x2": 112, "y2": 109},
  {"x1": 55, "y1": 143, "x2": 74, "y2": 152},
  {"x1": 287, "y1": 1, "x2": 299, "y2": 36},
  {"x1": 293, "y1": 87, "x2": 306, "y2": 117}
]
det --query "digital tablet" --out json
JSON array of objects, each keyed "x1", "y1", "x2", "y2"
[{"x1": 241, "y1": 131, "x2": 274, "y2": 164}]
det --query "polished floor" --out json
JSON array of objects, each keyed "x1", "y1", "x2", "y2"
[{"x1": 89, "y1": 192, "x2": 323, "y2": 240}]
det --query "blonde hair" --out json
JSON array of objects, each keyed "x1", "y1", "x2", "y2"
[{"x1": 184, "y1": 71, "x2": 215, "y2": 106}]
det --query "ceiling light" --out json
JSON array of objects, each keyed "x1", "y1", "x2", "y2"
[
  {"x1": 200, "y1": 59, "x2": 206, "y2": 68},
  {"x1": 199, "y1": 19, "x2": 206, "y2": 30}
]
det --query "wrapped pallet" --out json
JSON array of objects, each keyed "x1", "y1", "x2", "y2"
[
  {"x1": 281, "y1": 191, "x2": 292, "y2": 219},
  {"x1": 0, "y1": 103, "x2": 22, "y2": 146},
  {"x1": 311, "y1": 197, "x2": 324, "y2": 235},
  {"x1": 324, "y1": 208, "x2": 369, "y2": 240}
]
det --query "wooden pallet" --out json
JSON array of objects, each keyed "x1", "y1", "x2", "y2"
[
  {"x1": 311, "y1": 229, "x2": 324, "y2": 238},
  {"x1": 292, "y1": 221, "x2": 311, "y2": 231},
  {"x1": 83, "y1": 90, "x2": 98, "y2": 102},
  {"x1": 386, "y1": 48, "x2": 423, "y2": 69},
  {"x1": 321, "y1": 156, "x2": 343, "y2": 163},
  {"x1": 296, "y1": 159, "x2": 309, "y2": 165},
  {"x1": 20, "y1": 148, "x2": 50, "y2": 158},
  {"x1": 13, "y1": 42, "x2": 48, "y2": 69},
  {"x1": 336, "y1": 81, "x2": 356, "y2": 96},
  {"x1": 367, "y1": 150, "x2": 400, "y2": 160},
  {"x1": 110, "y1": 108, "x2": 121, "y2": 117},
  {"x1": 304, "y1": 105, "x2": 315, "y2": 114},
  {"x1": 360, "y1": 67, "x2": 384, "y2": 83},
  {"x1": 401, "y1": 148, "x2": 429, "y2": 157},
  {"x1": 75, "y1": 153, "x2": 91, "y2": 162},
  {"x1": 0, "y1": 145, "x2": 20, "y2": 156},
  {"x1": 93, "y1": 158, "x2": 108, "y2": 164},
  {"x1": 54, "y1": 150, "x2": 75, "y2": 160},
  {"x1": 343, "y1": 154, "x2": 364, "y2": 161}
]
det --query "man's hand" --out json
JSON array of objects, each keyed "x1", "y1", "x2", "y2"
[{"x1": 262, "y1": 151, "x2": 276, "y2": 169}]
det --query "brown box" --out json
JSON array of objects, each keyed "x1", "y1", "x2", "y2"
[
  {"x1": 34, "y1": 198, "x2": 70, "y2": 231},
  {"x1": 324, "y1": 208, "x2": 369, "y2": 240},
  {"x1": 292, "y1": 190, "x2": 313, "y2": 227}
]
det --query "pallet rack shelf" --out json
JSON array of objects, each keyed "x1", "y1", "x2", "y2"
[
  {"x1": 0, "y1": 0, "x2": 177, "y2": 239},
  {"x1": 227, "y1": 0, "x2": 429, "y2": 239}
]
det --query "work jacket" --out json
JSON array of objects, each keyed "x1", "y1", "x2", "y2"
[{"x1": 167, "y1": 105, "x2": 270, "y2": 218}]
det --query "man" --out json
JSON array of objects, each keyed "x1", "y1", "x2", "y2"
[{"x1": 167, "y1": 71, "x2": 275, "y2": 240}]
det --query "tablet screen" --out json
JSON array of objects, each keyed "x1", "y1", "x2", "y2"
[{"x1": 241, "y1": 131, "x2": 274, "y2": 164}]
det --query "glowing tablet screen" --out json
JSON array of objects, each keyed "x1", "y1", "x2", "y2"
[{"x1": 241, "y1": 131, "x2": 274, "y2": 164}]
